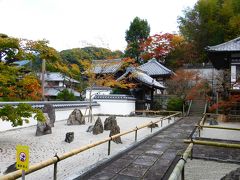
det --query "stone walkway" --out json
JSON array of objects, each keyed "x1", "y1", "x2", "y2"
[
  {"x1": 75, "y1": 116, "x2": 201, "y2": 180},
  {"x1": 76, "y1": 116, "x2": 240, "y2": 180}
]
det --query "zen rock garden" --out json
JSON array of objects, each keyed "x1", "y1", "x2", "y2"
[
  {"x1": 86, "y1": 115, "x2": 122, "y2": 144},
  {"x1": 35, "y1": 105, "x2": 122, "y2": 144}
]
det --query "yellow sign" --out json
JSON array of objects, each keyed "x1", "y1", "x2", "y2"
[{"x1": 16, "y1": 145, "x2": 29, "y2": 171}]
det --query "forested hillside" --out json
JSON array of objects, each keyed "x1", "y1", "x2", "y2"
[{"x1": 60, "y1": 47, "x2": 123, "y2": 65}]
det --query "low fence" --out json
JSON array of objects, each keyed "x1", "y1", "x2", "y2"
[
  {"x1": 168, "y1": 113, "x2": 240, "y2": 180},
  {"x1": 0, "y1": 112, "x2": 182, "y2": 180}
]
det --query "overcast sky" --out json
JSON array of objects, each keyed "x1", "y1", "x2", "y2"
[{"x1": 0, "y1": 0, "x2": 198, "y2": 51}]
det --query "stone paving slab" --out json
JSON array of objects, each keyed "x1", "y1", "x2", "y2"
[{"x1": 76, "y1": 117, "x2": 200, "y2": 180}]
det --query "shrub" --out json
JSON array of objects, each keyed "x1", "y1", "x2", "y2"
[
  {"x1": 167, "y1": 97, "x2": 183, "y2": 111},
  {"x1": 57, "y1": 89, "x2": 76, "y2": 101},
  {"x1": 152, "y1": 99, "x2": 163, "y2": 110}
]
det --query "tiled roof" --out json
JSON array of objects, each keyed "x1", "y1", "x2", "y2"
[
  {"x1": 117, "y1": 67, "x2": 165, "y2": 89},
  {"x1": 93, "y1": 94, "x2": 136, "y2": 100},
  {"x1": 92, "y1": 59, "x2": 123, "y2": 74},
  {"x1": 45, "y1": 87, "x2": 80, "y2": 97},
  {"x1": 206, "y1": 37, "x2": 240, "y2": 52},
  {"x1": 138, "y1": 59, "x2": 173, "y2": 76},
  {"x1": 12, "y1": 60, "x2": 30, "y2": 67},
  {"x1": 38, "y1": 72, "x2": 79, "y2": 83},
  {"x1": 86, "y1": 86, "x2": 112, "y2": 90}
]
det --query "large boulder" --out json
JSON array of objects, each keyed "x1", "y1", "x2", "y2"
[
  {"x1": 36, "y1": 113, "x2": 52, "y2": 136},
  {"x1": 92, "y1": 117, "x2": 104, "y2": 135},
  {"x1": 104, "y1": 116, "x2": 117, "y2": 130},
  {"x1": 67, "y1": 109, "x2": 85, "y2": 125},
  {"x1": 109, "y1": 125, "x2": 122, "y2": 144},
  {"x1": 42, "y1": 104, "x2": 55, "y2": 127}
]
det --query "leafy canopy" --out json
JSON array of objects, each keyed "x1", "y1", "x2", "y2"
[
  {"x1": 0, "y1": 103, "x2": 45, "y2": 127},
  {"x1": 178, "y1": 0, "x2": 240, "y2": 63},
  {"x1": 125, "y1": 17, "x2": 150, "y2": 63}
]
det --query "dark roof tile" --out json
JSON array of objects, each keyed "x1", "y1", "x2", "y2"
[{"x1": 206, "y1": 37, "x2": 240, "y2": 52}]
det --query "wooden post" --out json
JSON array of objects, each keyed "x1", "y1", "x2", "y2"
[
  {"x1": 41, "y1": 59, "x2": 46, "y2": 101},
  {"x1": 150, "y1": 88, "x2": 154, "y2": 110},
  {"x1": 135, "y1": 127, "x2": 138, "y2": 141},
  {"x1": 181, "y1": 166, "x2": 185, "y2": 180},
  {"x1": 53, "y1": 163, "x2": 57, "y2": 180},
  {"x1": 150, "y1": 122, "x2": 153, "y2": 133},
  {"x1": 108, "y1": 139, "x2": 111, "y2": 155}
]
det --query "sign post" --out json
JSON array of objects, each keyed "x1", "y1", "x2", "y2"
[{"x1": 16, "y1": 145, "x2": 29, "y2": 180}]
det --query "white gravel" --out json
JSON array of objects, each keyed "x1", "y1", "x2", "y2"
[{"x1": 185, "y1": 159, "x2": 240, "y2": 180}]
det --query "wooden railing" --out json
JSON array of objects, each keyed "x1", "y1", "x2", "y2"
[
  {"x1": 0, "y1": 112, "x2": 182, "y2": 180},
  {"x1": 169, "y1": 113, "x2": 240, "y2": 180}
]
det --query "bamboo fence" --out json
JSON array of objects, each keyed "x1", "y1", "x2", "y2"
[
  {"x1": 168, "y1": 143, "x2": 193, "y2": 180},
  {"x1": 0, "y1": 112, "x2": 181, "y2": 180},
  {"x1": 184, "y1": 139, "x2": 240, "y2": 149}
]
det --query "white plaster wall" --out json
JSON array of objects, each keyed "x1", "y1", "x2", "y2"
[
  {"x1": 85, "y1": 89, "x2": 111, "y2": 100},
  {"x1": 0, "y1": 106, "x2": 101, "y2": 132},
  {"x1": 95, "y1": 99, "x2": 135, "y2": 115}
]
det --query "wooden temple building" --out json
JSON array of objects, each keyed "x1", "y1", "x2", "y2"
[
  {"x1": 206, "y1": 37, "x2": 240, "y2": 90},
  {"x1": 92, "y1": 58, "x2": 173, "y2": 110}
]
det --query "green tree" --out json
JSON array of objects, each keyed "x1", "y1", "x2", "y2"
[
  {"x1": 125, "y1": 17, "x2": 150, "y2": 63},
  {"x1": 0, "y1": 103, "x2": 45, "y2": 127},
  {"x1": 60, "y1": 47, "x2": 124, "y2": 66},
  {"x1": 0, "y1": 33, "x2": 24, "y2": 64},
  {"x1": 56, "y1": 89, "x2": 77, "y2": 101},
  {"x1": 178, "y1": 0, "x2": 240, "y2": 63}
]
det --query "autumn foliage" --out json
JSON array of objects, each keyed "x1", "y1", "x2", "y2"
[
  {"x1": 140, "y1": 33, "x2": 181, "y2": 62},
  {"x1": 166, "y1": 69, "x2": 202, "y2": 100},
  {"x1": 186, "y1": 79, "x2": 210, "y2": 100},
  {"x1": 0, "y1": 63, "x2": 42, "y2": 101},
  {"x1": 209, "y1": 95, "x2": 240, "y2": 115}
]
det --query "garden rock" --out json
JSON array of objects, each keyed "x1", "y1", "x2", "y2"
[
  {"x1": 4, "y1": 162, "x2": 17, "y2": 174},
  {"x1": 104, "y1": 116, "x2": 117, "y2": 130},
  {"x1": 148, "y1": 123, "x2": 159, "y2": 128},
  {"x1": 67, "y1": 109, "x2": 85, "y2": 125},
  {"x1": 109, "y1": 125, "x2": 122, "y2": 144},
  {"x1": 86, "y1": 125, "x2": 94, "y2": 133},
  {"x1": 221, "y1": 167, "x2": 240, "y2": 180},
  {"x1": 36, "y1": 113, "x2": 52, "y2": 136},
  {"x1": 208, "y1": 119, "x2": 218, "y2": 125},
  {"x1": 42, "y1": 104, "x2": 55, "y2": 127},
  {"x1": 65, "y1": 132, "x2": 74, "y2": 143},
  {"x1": 92, "y1": 117, "x2": 103, "y2": 135},
  {"x1": 129, "y1": 111, "x2": 135, "y2": 116}
]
